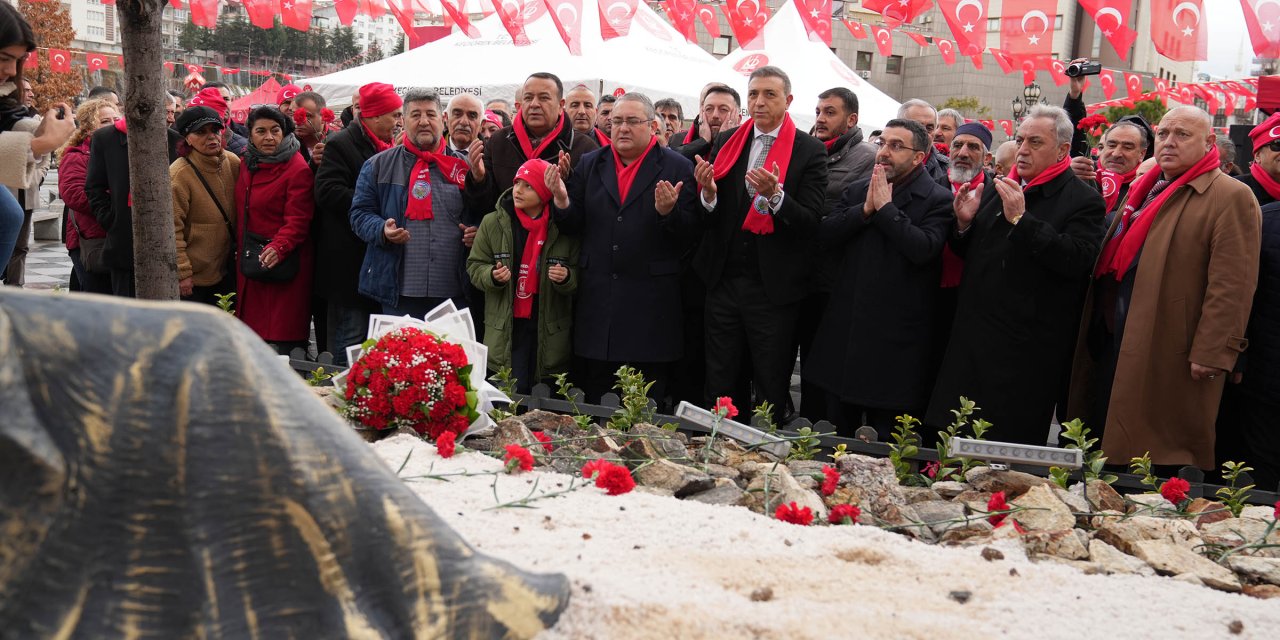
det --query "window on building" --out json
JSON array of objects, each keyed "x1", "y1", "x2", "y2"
[
  {"x1": 886, "y1": 55, "x2": 903, "y2": 74},
  {"x1": 855, "y1": 51, "x2": 873, "y2": 71},
  {"x1": 712, "y1": 35, "x2": 733, "y2": 56},
  {"x1": 87, "y1": 26, "x2": 105, "y2": 37},
  {"x1": 987, "y1": 17, "x2": 999, "y2": 32},
  {"x1": 1054, "y1": 15, "x2": 1063, "y2": 30},
  {"x1": 88, "y1": 10, "x2": 104, "y2": 21}
]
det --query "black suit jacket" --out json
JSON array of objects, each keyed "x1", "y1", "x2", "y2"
[
  {"x1": 84, "y1": 126, "x2": 180, "y2": 270},
  {"x1": 311, "y1": 122, "x2": 379, "y2": 307},
  {"x1": 692, "y1": 124, "x2": 828, "y2": 305},
  {"x1": 554, "y1": 145, "x2": 698, "y2": 362}
]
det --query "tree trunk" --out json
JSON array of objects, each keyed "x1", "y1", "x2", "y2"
[{"x1": 118, "y1": 0, "x2": 179, "y2": 301}]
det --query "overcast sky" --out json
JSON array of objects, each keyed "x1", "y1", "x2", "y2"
[{"x1": 1202, "y1": 0, "x2": 1255, "y2": 78}]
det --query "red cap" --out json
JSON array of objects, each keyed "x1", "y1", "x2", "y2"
[
  {"x1": 359, "y1": 82, "x2": 401, "y2": 119},
  {"x1": 1250, "y1": 111, "x2": 1280, "y2": 152},
  {"x1": 188, "y1": 87, "x2": 228, "y2": 120},
  {"x1": 514, "y1": 158, "x2": 553, "y2": 203},
  {"x1": 277, "y1": 83, "x2": 301, "y2": 106}
]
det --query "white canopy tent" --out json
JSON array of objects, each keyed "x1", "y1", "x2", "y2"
[
  {"x1": 717, "y1": 1, "x2": 902, "y2": 133},
  {"x1": 303, "y1": 2, "x2": 725, "y2": 117}
]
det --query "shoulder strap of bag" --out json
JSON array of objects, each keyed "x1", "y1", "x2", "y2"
[{"x1": 185, "y1": 156, "x2": 237, "y2": 242}]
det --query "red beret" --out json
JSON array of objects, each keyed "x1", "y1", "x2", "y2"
[
  {"x1": 359, "y1": 82, "x2": 401, "y2": 119},
  {"x1": 277, "y1": 83, "x2": 302, "y2": 106},
  {"x1": 1250, "y1": 111, "x2": 1280, "y2": 152}
]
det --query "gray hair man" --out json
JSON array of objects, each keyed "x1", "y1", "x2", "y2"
[
  {"x1": 898, "y1": 98, "x2": 949, "y2": 187},
  {"x1": 928, "y1": 103, "x2": 1106, "y2": 446},
  {"x1": 935, "y1": 108, "x2": 963, "y2": 147},
  {"x1": 654, "y1": 98, "x2": 683, "y2": 139},
  {"x1": 445, "y1": 93, "x2": 484, "y2": 159}
]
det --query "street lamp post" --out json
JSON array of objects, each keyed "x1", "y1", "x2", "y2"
[{"x1": 1011, "y1": 96, "x2": 1025, "y2": 121}]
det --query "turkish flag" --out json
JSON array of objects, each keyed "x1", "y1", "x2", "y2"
[
  {"x1": 164, "y1": 61, "x2": 175, "y2": 72},
  {"x1": 1178, "y1": 85, "x2": 1196, "y2": 104},
  {"x1": 1000, "y1": 0, "x2": 1054, "y2": 60},
  {"x1": 168, "y1": 0, "x2": 183, "y2": 8},
  {"x1": 1045, "y1": 57, "x2": 1069, "y2": 86},
  {"x1": 862, "y1": 0, "x2": 933, "y2": 28},
  {"x1": 999, "y1": 120, "x2": 1014, "y2": 137},
  {"x1": 1099, "y1": 68, "x2": 1117, "y2": 100},
  {"x1": 86, "y1": 53, "x2": 109, "y2": 72},
  {"x1": 724, "y1": 0, "x2": 770, "y2": 49},
  {"x1": 988, "y1": 48, "x2": 1015, "y2": 74},
  {"x1": 599, "y1": 0, "x2": 638, "y2": 40},
  {"x1": 935, "y1": 38, "x2": 957, "y2": 64},
  {"x1": 1021, "y1": 59, "x2": 1036, "y2": 85},
  {"x1": 438, "y1": 0, "x2": 477, "y2": 37},
  {"x1": 244, "y1": 0, "x2": 279, "y2": 29},
  {"x1": 871, "y1": 26, "x2": 893, "y2": 57},
  {"x1": 1077, "y1": 0, "x2": 1137, "y2": 61},
  {"x1": 696, "y1": 3, "x2": 720, "y2": 38},
  {"x1": 1241, "y1": 0, "x2": 1280, "y2": 59},
  {"x1": 544, "y1": 0, "x2": 585, "y2": 53},
  {"x1": 364, "y1": 0, "x2": 386, "y2": 19},
  {"x1": 979, "y1": 119, "x2": 994, "y2": 131},
  {"x1": 281, "y1": 0, "x2": 313, "y2": 31},
  {"x1": 1153, "y1": 77, "x2": 1169, "y2": 95},
  {"x1": 387, "y1": 0, "x2": 421, "y2": 47},
  {"x1": 1123, "y1": 72, "x2": 1144, "y2": 101},
  {"x1": 936, "y1": 0, "x2": 989, "y2": 57},
  {"x1": 186, "y1": 63, "x2": 203, "y2": 74},
  {"x1": 662, "y1": 0, "x2": 698, "y2": 42},
  {"x1": 842, "y1": 20, "x2": 868, "y2": 39},
  {"x1": 223, "y1": 67, "x2": 240, "y2": 76},
  {"x1": 495, "y1": 0, "x2": 535, "y2": 45},
  {"x1": 905, "y1": 31, "x2": 930, "y2": 46},
  {"x1": 796, "y1": 0, "x2": 832, "y2": 45},
  {"x1": 334, "y1": 0, "x2": 358, "y2": 24},
  {"x1": 189, "y1": 0, "x2": 219, "y2": 27},
  {"x1": 1150, "y1": 0, "x2": 1207, "y2": 61}
]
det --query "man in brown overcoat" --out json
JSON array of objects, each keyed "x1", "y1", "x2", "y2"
[{"x1": 1068, "y1": 106, "x2": 1262, "y2": 471}]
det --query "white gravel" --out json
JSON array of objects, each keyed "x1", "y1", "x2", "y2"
[{"x1": 373, "y1": 434, "x2": 1280, "y2": 639}]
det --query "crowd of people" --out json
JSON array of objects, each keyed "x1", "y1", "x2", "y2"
[{"x1": 1, "y1": 3, "x2": 1275, "y2": 488}]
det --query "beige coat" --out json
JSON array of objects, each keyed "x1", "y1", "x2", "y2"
[
  {"x1": 171, "y1": 151, "x2": 239, "y2": 286},
  {"x1": 0, "y1": 116, "x2": 42, "y2": 196},
  {"x1": 1068, "y1": 169, "x2": 1262, "y2": 469}
]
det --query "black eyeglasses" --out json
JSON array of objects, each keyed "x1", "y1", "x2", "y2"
[
  {"x1": 872, "y1": 138, "x2": 921, "y2": 153},
  {"x1": 1267, "y1": 140, "x2": 1280, "y2": 153}
]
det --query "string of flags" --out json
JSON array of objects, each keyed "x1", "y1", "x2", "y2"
[{"x1": 27, "y1": 46, "x2": 292, "y2": 83}]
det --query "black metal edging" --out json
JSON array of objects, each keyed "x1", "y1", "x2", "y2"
[{"x1": 290, "y1": 360, "x2": 1280, "y2": 505}]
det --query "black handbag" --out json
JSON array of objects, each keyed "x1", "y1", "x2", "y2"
[
  {"x1": 65, "y1": 205, "x2": 108, "y2": 274},
  {"x1": 236, "y1": 175, "x2": 299, "y2": 283}
]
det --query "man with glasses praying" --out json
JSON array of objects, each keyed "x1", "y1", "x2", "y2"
[
  {"x1": 549, "y1": 92, "x2": 698, "y2": 405},
  {"x1": 927, "y1": 104, "x2": 1106, "y2": 445},
  {"x1": 898, "y1": 99, "x2": 949, "y2": 189},
  {"x1": 806, "y1": 119, "x2": 953, "y2": 438}
]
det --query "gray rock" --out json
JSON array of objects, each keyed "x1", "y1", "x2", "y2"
[
  {"x1": 910, "y1": 500, "x2": 967, "y2": 536},
  {"x1": 1127, "y1": 493, "x2": 1175, "y2": 514},
  {"x1": 1068, "y1": 479, "x2": 1127, "y2": 513},
  {"x1": 1095, "y1": 515, "x2": 1202, "y2": 554},
  {"x1": 515, "y1": 409, "x2": 580, "y2": 436},
  {"x1": 787, "y1": 460, "x2": 830, "y2": 478},
  {"x1": 1088, "y1": 540, "x2": 1156, "y2": 576},
  {"x1": 738, "y1": 461, "x2": 789, "y2": 482},
  {"x1": 1241, "y1": 506, "x2": 1279, "y2": 522},
  {"x1": 633, "y1": 459, "x2": 715, "y2": 498},
  {"x1": 901, "y1": 486, "x2": 943, "y2": 504},
  {"x1": 938, "y1": 520, "x2": 994, "y2": 545},
  {"x1": 835, "y1": 454, "x2": 907, "y2": 519},
  {"x1": 1022, "y1": 529, "x2": 1089, "y2": 560},
  {"x1": 1011, "y1": 484, "x2": 1076, "y2": 532},
  {"x1": 1227, "y1": 557, "x2": 1280, "y2": 586},
  {"x1": 964, "y1": 466, "x2": 1048, "y2": 499},
  {"x1": 743, "y1": 467, "x2": 827, "y2": 521},
  {"x1": 930, "y1": 480, "x2": 968, "y2": 499},
  {"x1": 701, "y1": 463, "x2": 742, "y2": 482},
  {"x1": 620, "y1": 424, "x2": 690, "y2": 463},
  {"x1": 1051, "y1": 485, "x2": 1090, "y2": 515},
  {"x1": 493, "y1": 418, "x2": 538, "y2": 452},
  {"x1": 685, "y1": 478, "x2": 748, "y2": 506},
  {"x1": 1131, "y1": 540, "x2": 1241, "y2": 592},
  {"x1": 1200, "y1": 518, "x2": 1280, "y2": 557}
]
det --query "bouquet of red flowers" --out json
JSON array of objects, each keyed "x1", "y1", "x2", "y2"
[
  {"x1": 343, "y1": 327, "x2": 480, "y2": 440},
  {"x1": 1077, "y1": 113, "x2": 1111, "y2": 151}
]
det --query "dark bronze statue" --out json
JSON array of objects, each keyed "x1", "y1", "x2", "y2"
[{"x1": 0, "y1": 290, "x2": 569, "y2": 639}]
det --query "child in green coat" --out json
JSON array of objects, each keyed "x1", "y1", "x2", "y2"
[{"x1": 467, "y1": 158, "x2": 580, "y2": 393}]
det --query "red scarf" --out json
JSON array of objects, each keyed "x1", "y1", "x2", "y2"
[
  {"x1": 1099, "y1": 167, "x2": 1138, "y2": 212},
  {"x1": 513, "y1": 206, "x2": 551, "y2": 319},
  {"x1": 114, "y1": 119, "x2": 127, "y2": 134},
  {"x1": 513, "y1": 111, "x2": 567, "y2": 161},
  {"x1": 613, "y1": 137, "x2": 657, "y2": 203},
  {"x1": 1008, "y1": 154, "x2": 1072, "y2": 188},
  {"x1": 403, "y1": 136, "x2": 469, "y2": 221},
  {"x1": 940, "y1": 171, "x2": 984, "y2": 289},
  {"x1": 710, "y1": 114, "x2": 797, "y2": 235},
  {"x1": 362, "y1": 121, "x2": 392, "y2": 153},
  {"x1": 949, "y1": 170, "x2": 983, "y2": 195},
  {"x1": 683, "y1": 124, "x2": 698, "y2": 146},
  {"x1": 1095, "y1": 147, "x2": 1221, "y2": 280},
  {"x1": 595, "y1": 128, "x2": 611, "y2": 147},
  {"x1": 1250, "y1": 161, "x2": 1280, "y2": 201}
]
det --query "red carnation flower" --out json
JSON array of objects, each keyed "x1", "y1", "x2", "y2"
[
  {"x1": 713, "y1": 396, "x2": 738, "y2": 420},
  {"x1": 828, "y1": 503, "x2": 861, "y2": 525},
  {"x1": 320, "y1": 107, "x2": 335, "y2": 123},
  {"x1": 774, "y1": 501, "x2": 814, "y2": 526},
  {"x1": 1160, "y1": 477, "x2": 1190, "y2": 505},
  {"x1": 503, "y1": 444, "x2": 534, "y2": 473},
  {"x1": 923, "y1": 461, "x2": 940, "y2": 479},
  {"x1": 292, "y1": 108, "x2": 309, "y2": 126},
  {"x1": 596, "y1": 464, "x2": 636, "y2": 496},
  {"x1": 532, "y1": 431, "x2": 554, "y2": 453},
  {"x1": 933, "y1": 142, "x2": 950, "y2": 157},
  {"x1": 1273, "y1": 499, "x2": 1279, "y2": 520},
  {"x1": 820, "y1": 465, "x2": 840, "y2": 497},
  {"x1": 435, "y1": 430, "x2": 456, "y2": 458},
  {"x1": 581, "y1": 459, "x2": 611, "y2": 479},
  {"x1": 987, "y1": 491, "x2": 1011, "y2": 526}
]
